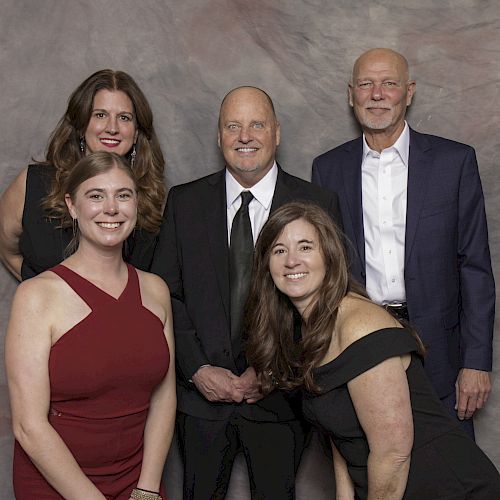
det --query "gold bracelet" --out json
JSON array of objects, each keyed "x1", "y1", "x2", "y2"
[{"x1": 130, "y1": 488, "x2": 162, "y2": 500}]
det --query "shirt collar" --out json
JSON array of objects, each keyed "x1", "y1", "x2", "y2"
[
  {"x1": 362, "y1": 122, "x2": 410, "y2": 167},
  {"x1": 226, "y1": 162, "x2": 278, "y2": 210}
]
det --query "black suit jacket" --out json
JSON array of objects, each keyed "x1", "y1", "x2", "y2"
[
  {"x1": 151, "y1": 166, "x2": 342, "y2": 420},
  {"x1": 312, "y1": 129, "x2": 495, "y2": 398}
]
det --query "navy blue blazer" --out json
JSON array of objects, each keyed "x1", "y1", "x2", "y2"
[
  {"x1": 151, "y1": 166, "x2": 342, "y2": 420},
  {"x1": 312, "y1": 128, "x2": 495, "y2": 398}
]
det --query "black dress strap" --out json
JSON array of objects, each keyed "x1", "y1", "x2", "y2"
[{"x1": 312, "y1": 328, "x2": 421, "y2": 391}]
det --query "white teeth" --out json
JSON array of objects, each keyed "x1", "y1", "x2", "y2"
[
  {"x1": 101, "y1": 139, "x2": 120, "y2": 144},
  {"x1": 237, "y1": 148, "x2": 258, "y2": 152},
  {"x1": 98, "y1": 222, "x2": 120, "y2": 228},
  {"x1": 286, "y1": 273, "x2": 307, "y2": 279}
]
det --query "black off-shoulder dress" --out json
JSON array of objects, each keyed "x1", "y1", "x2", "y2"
[{"x1": 302, "y1": 328, "x2": 500, "y2": 499}]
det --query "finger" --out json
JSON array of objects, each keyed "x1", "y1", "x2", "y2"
[
  {"x1": 464, "y1": 396, "x2": 478, "y2": 419},
  {"x1": 456, "y1": 394, "x2": 468, "y2": 420}
]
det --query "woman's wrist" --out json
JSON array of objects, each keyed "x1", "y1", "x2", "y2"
[{"x1": 130, "y1": 487, "x2": 162, "y2": 500}]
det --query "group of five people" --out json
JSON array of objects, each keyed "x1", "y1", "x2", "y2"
[{"x1": 1, "y1": 48, "x2": 498, "y2": 499}]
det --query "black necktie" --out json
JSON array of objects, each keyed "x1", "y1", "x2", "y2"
[{"x1": 229, "y1": 191, "x2": 254, "y2": 370}]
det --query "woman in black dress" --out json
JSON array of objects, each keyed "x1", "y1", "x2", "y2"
[
  {"x1": 0, "y1": 69, "x2": 165, "y2": 280},
  {"x1": 246, "y1": 201, "x2": 500, "y2": 499}
]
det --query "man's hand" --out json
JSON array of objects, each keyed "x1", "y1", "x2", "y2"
[
  {"x1": 234, "y1": 367, "x2": 263, "y2": 404},
  {"x1": 455, "y1": 368, "x2": 491, "y2": 420},
  {"x1": 192, "y1": 365, "x2": 244, "y2": 403}
]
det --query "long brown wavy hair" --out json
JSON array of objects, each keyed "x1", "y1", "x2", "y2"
[
  {"x1": 41, "y1": 69, "x2": 165, "y2": 232},
  {"x1": 246, "y1": 202, "x2": 369, "y2": 394}
]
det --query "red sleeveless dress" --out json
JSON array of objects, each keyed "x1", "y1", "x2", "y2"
[{"x1": 13, "y1": 264, "x2": 170, "y2": 499}]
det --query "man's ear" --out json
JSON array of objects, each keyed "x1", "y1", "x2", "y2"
[
  {"x1": 406, "y1": 81, "x2": 416, "y2": 106},
  {"x1": 348, "y1": 85, "x2": 354, "y2": 108}
]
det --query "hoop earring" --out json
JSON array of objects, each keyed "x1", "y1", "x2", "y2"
[
  {"x1": 130, "y1": 144, "x2": 137, "y2": 168},
  {"x1": 79, "y1": 137, "x2": 86, "y2": 153}
]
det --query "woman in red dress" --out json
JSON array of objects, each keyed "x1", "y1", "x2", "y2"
[{"x1": 6, "y1": 151, "x2": 175, "y2": 499}]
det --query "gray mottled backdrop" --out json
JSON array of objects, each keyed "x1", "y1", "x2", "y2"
[{"x1": 0, "y1": 1, "x2": 499, "y2": 498}]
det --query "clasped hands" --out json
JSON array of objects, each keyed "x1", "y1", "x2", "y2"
[{"x1": 192, "y1": 365, "x2": 263, "y2": 404}]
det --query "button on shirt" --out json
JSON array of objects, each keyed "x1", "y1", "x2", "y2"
[
  {"x1": 226, "y1": 163, "x2": 278, "y2": 244},
  {"x1": 362, "y1": 123, "x2": 409, "y2": 305}
]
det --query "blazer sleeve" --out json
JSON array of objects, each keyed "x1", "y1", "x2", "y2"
[
  {"x1": 457, "y1": 147, "x2": 495, "y2": 371},
  {"x1": 151, "y1": 188, "x2": 209, "y2": 380}
]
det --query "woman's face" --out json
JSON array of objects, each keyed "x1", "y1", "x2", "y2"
[
  {"x1": 84, "y1": 89, "x2": 138, "y2": 157},
  {"x1": 65, "y1": 165, "x2": 138, "y2": 251},
  {"x1": 269, "y1": 218, "x2": 326, "y2": 316}
]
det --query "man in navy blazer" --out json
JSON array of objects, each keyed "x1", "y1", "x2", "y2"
[
  {"x1": 312, "y1": 48, "x2": 495, "y2": 437},
  {"x1": 152, "y1": 86, "x2": 342, "y2": 498}
]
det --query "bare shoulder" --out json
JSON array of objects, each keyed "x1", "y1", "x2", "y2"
[
  {"x1": 336, "y1": 294, "x2": 401, "y2": 351},
  {"x1": 10, "y1": 271, "x2": 65, "y2": 322},
  {"x1": 136, "y1": 269, "x2": 171, "y2": 323},
  {"x1": 136, "y1": 269, "x2": 170, "y2": 299},
  {"x1": 0, "y1": 168, "x2": 28, "y2": 223},
  {"x1": 0, "y1": 167, "x2": 27, "y2": 203}
]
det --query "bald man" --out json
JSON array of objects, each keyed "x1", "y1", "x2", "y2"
[
  {"x1": 152, "y1": 86, "x2": 341, "y2": 499},
  {"x1": 312, "y1": 48, "x2": 495, "y2": 439}
]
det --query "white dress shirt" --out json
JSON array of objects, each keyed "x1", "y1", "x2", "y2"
[
  {"x1": 226, "y1": 163, "x2": 278, "y2": 245},
  {"x1": 362, "y1": 123, "x2": 410, "y2": 305}
]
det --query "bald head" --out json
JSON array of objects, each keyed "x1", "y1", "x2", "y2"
[
  {"x1": 217, "y1": 86, "x2": 281, "y2": 188},
  {"x1": 218, "y1": 86, "x2": 277, "y2": 129},
  {"x1": 351, "y1": 48, "x2": 410, "y2": 85}
]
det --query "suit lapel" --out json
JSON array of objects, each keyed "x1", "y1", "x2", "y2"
[
  {"x1": 270, "y1": 165, "x2": 294, "y2": 212},
  {"x1": 342, "y1": 138, "x2": 365, "y2": 268},
  {"x1": 405, "y1": 129, "x2": 433, "y2": 266},
  {"x1": 204, "y1": 171, "x2": 231, "y2": 322}
]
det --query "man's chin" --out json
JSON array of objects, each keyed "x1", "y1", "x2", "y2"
[
  {"x1": 234, "y1": 164, "x2": 261, "y2": 174},
  {"x1": 362, "y1": 120, "x2": 393, "y2": 131}
]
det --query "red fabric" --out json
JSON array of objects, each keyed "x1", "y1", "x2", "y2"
[{"x1": 13, "y1": 264, "x2": 169, "y2": 499}]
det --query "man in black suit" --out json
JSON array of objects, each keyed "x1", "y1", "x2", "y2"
[{"x1": 151, "y1": 86, "x2": 341, "y2": 499}]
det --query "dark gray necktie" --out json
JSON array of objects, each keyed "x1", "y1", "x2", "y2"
[{"x1": 229, "y1": 191, "x2": 254, "y2": 368}]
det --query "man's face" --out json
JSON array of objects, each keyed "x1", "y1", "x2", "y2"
[
  {"x1": 348, "y1": 50, "x2": 415, "y2": 135},
  {"x1": 218, "y1": 88, "x2": 280, "y2": 187}
]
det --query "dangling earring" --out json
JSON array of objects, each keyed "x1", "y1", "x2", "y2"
[
  {"x1": 79, "y1": 137, "x2": 86, "y2": 154},
  {"x1": 72, "y1": 218, "x2": 78, "y2": 239},
  {"x1": 130, "y1": 144, "x2": 137, "y2": 168},
  {"x1": 65, "y1": 217, "x2": 80, "y2": 256}
]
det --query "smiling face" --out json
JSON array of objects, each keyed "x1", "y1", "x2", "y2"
[
  {"x1": 65, "y1": 164, "x2": 138, "y2": 251},
  {"x1": 348, "y1": 49, "x2": 415, "y2": 143},
  {"x1": 269, "y1": 218, "x2": 326, "y2": 317},
  {"x1": 218, "y1": 87, "x2": 280, "y2": 188},
  {"x1": 84, "y1": 89, "x2": 138, "y2": 156}
]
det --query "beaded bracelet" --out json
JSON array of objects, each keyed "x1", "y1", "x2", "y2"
[{"x1": 130, "y1": 487, "x2": 162, "y2": 500}]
